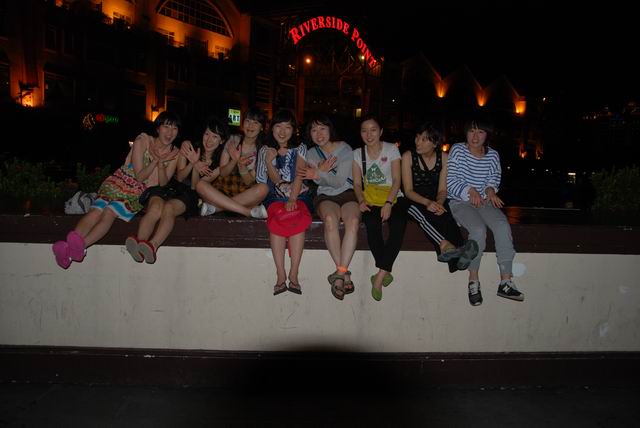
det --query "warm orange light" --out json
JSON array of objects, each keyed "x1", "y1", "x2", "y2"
[
  {"x1": 435, "y1": 80, "x2": 447, "y2": 98},
  {"x1": 441, "y1": 143, "x2": 450, "y2": 153},
  {"x1": 304, "y1": 56, "x2": 312, "y2": 64},
  {"x1": 21, "y1": 94, "x2": 34, "y2": 107},
  {"x1": 515, "y1": 98, "x2": 526, "y2": 115},
  {"x1": 476, "y1": 89, "x2": 486, "y2": 107}
]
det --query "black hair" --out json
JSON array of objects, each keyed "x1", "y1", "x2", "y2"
[
  {"x1": 152, "y1": 111, "x2": 182, "y2": 138},
  {"x1": 464, "y1": 114, "x2": 493, "y2": 153},
  {"x1": 242, "y1": 106, "x2": 268, "y2": 152},
  {"x1": 305, "y1": 113, "x2": 338, "y2": 146},
  {"x1": 415, "y1": 121, "x2": 443, "y2": 148},
  {"x1": 360, "y1": 113, "x2": 382, "y2": 129},
  {"x1": 266, "y1": 109, "x2": 299, "y2": 149},
  {"x1": 194, "y1": 115, "x2": 228, "y2": 169}
]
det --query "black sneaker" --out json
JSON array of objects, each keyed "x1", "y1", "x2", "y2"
[
  {"x1": 468, "y1": 280, "x2": 483, "y2": 306},
  {"x1": 497, "y1": 280, "x2": 524, "y2": 302}
]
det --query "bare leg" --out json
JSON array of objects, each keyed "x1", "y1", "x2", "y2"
[
  {"x1": 137, "y1": 197, "x2": 164, "y2": 240},
  {"x1": 339, "y1": 201, "x2": 361, "y2": 271},
  {"x1": 83, "y1": 208, "x2": 117, "y2": 247},
  {"x1": 196, "y1": 181, "x2": 252, "y2": 216},
  {"x1": 150, "y1": 199, "x2": 186, "y2": 249},
  {"x1": 231, "y1": 183, "x2": 269, "y2": 207},
  {"x1": 317, "y1": 201, "x2": 342, "y2": 267},
  {"x1": 74, "y1": 209, "x2": 103, "y2": 238},
  {"x1": 269, "y1": 233, "x2": 288, "y2": 285},
  {"x1": 288, "y1": 231, "x2": 306, "y2": 285}
]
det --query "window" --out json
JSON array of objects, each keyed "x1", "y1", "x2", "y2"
[
  {"x1": 63, "y1": 30, "x2": 76, "y2": 55},
  {"x1": 167, "y1": 61, "x2": 190, "y2": 84},
  {"x1": 159, "y1": 0, "x2": 231, "y2": 37},
  {"x1": 113, "y1": 11, "x2": 132, "y2": 30},
  {"x1": 45, "y1": 73, "x2": 75, "y2": 108},
  {"x1": 214, "y1": 45, "x2": 229, "y2": 60},
  {"x1": 45, "y1": 25, "x2": 58, "y2": 51},
  {"x1": 0, "y1": 62, "x2": 9, "y2": 101},
  {"x1": 0, "y1": 0, "x2": 7, "y2": 36},
  {"x1": 157, "y1": 28, "x2": 176, "y2": 46},
  {"x1": 185, "y1": 36, "x2": 207, "y2": 55}
]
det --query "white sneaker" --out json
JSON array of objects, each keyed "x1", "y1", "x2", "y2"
[
  {"x1": 200, "y1": 202, "x2": 217, "y2": 216},
  {"x1": 250, "y1": 204, "x2": 267, "y2": 219}
]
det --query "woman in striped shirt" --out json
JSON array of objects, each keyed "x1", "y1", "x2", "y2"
[{"x1": 447, "y1": 117, "x2": 524, "y2": 306}]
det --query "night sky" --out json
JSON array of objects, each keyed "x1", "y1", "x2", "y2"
[{"x1": 245, "y1": 1, "x2": 638, "y2": 112}]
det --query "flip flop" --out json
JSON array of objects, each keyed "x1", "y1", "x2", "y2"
[
  {"x1": 66, "y1": 231, "x2": 86, "y2": 262},
  {"x1": 52, "y1": 240, "x2": 71, "y2": 269},
  {"x1": 273, "y1": 282, "x2": 288, "y2": 296},
  {"x1": 287, "y1": 281, "x2": 302, "y2": 295}
]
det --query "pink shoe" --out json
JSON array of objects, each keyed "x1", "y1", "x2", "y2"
[
  {"x1": 66, "y1": 231, "x2": 86, "y2": 262},
  {"x1": 138, "y1": 240, "x2": 157, "y2": 264},
  {"x1": 125, "y1": 235, "x2": 144, "y2": 263},
  {"x1": 52, "y1": 241, "x2": 71, "y2": 269}
]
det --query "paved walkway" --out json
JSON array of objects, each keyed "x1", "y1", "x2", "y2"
[{"x1": 2, "y1": 383, "x2": 639, "y2": 427}]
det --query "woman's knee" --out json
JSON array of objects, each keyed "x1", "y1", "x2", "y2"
[
  {"x1": 195, "y1": 180, "x2": 211, "y2": 196},
  {"x1": 467, "y1": 225, "x2": 487, "y2": 243},
  {"x1": 161, "y1": 203, "x2": 177, "y2": 218},
  {"x1": 344, "y1": 214, "x2": 361, "y2": 232},
  {"x1": 322, "y1": 213, "x2": 340, "y2": 233},
  {"x1": 146, "y1": 200, "x2": 164, "y2": 218}
]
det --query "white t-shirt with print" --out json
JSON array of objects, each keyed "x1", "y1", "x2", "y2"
[{"x1": 353, "y1": 142, "x2": 403, "y2": 196}]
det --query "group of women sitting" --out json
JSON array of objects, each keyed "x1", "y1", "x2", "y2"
[{"x1": 52, "y1": 108, "x2": 524, "y2": 306}]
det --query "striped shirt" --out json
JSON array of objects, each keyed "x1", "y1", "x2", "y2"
[
  {"x1": 255, "y1": 143, "x2": 307, "y2": 184},
  {"x1": 447, "y1": 143, "x2": 501, "y2": 201}
]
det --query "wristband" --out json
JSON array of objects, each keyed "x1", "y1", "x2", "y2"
[{"x1": 385, "y1": 201, "x2": 393, "y2": 205}]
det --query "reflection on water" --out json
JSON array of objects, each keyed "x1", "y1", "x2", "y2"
[{"x1": 504, "y1": 206, "x2": 588, "y2": 225}]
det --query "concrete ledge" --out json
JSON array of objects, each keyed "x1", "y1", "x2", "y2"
[{"x1": 1, "y1": 214, "x2": 639, "y2": 254}]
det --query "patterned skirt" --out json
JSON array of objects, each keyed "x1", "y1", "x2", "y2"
[{"x1": 93, "y1": 167, "x2": 146, "y2": 221}]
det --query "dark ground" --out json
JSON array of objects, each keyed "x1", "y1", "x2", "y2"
[{"x1": 1, "y1": 383, "x2": 639, "y2": 427}]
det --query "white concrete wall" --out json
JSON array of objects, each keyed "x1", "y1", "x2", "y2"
[{"x1": 1, "y1": 243, "x2": 638, "y2": 352}]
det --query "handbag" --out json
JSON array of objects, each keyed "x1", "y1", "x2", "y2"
[{"x1": 266, "y1": 201, "x2": 312, "y2": 237}]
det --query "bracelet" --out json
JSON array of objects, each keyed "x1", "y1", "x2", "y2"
[{"x1": 385, "y1": 200, "x2": 393, "y2": 205}]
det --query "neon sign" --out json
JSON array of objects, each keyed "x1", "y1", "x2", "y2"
[{"x1": 289, "y1": 16, "x2": 379, "y2": 68}]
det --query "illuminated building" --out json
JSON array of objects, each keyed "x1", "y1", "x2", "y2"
[{"x1": 0, "y1": 0, "x2": 253, "y2": 121}]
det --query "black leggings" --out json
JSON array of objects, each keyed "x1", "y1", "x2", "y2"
[{"x1": 362, "y1": 198, "x2": 409, "y2": 272}]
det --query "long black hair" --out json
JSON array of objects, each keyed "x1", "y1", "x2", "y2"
[
  {"x1": 242, "y1": 107, "x2": 268, "y2": 153},
  {"x1": 194, "y1": 115, "x2": 228, "y2": 169}
]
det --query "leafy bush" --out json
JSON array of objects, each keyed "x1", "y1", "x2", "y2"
[
  {"x1": 76, "y1": 163, "x2": 111, "y2": 193},
  {"x1": 591, "y1": 165, "x2": 640, "y2": 213},
  {"x1": 0, "y1": 158, "x2": 63, "y2": 200}
]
